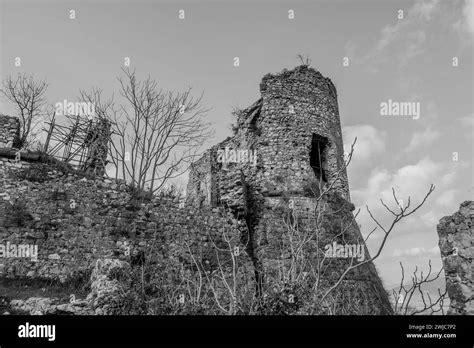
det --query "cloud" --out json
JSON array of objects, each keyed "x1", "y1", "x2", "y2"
[
  {"x1": 411, "y1": 0, "x2": 441, "y2": 21},
  {"x1": 463, "y1": 0, "x2": 474, "y2": 34},
  {"x1": 392, "y1": 245, "x2": 440, "y2": 257},
  {"x1": 458, "y1": 114, "x2": 474, "y2": 128},
  {"x1": 419, "y1": 210, "x2": 440, "y2": 227},
  {"x1": 400, "y1": 30, "x2": 426, "y2": 66},
  {"x1": 352, "y1": 157, "x2": 460, "y2": 243},
  {"x1": 435, "y1": 189, "x2": 458, "y2": 207},
  {"x1": 370, "y1": 0, "x2": 439, "y2": 55},
  {"x1": 363, "y1": 0, "x2": 445, "y2": 69},
  {"x1": 374, "y1": 24, "x2": 401, "y2": 54},
  {"x1": 343, "y1": 124, "x2": 387, "y2": 162},
  {"x1": 406, "y1": 127, "x2": 441, "y2": 152},
  {"x1": 452, "y1": 0, "x2": 474, "y2": 43},
  {"x1": 420, "y1": 99, "x2": 439, "y2": 124},
  {"x1": 343, "y1": 41, "x2": 357, "y2": 59},
  {"x1": 457, "y1": 0, "x2": 474, "y2": 36},
  {"x1": 384, "y1": 157, "x2": 440, "y2": 199}
]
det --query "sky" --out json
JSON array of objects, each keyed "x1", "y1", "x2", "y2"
[{"x1": 1, "y1": 0, "x2": 472, "y2": 287}]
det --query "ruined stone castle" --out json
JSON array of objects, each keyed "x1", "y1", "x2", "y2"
[
  {"x1": 0, "y1": 66, "x2": 403, "y2": 314},
  {"x1": 187, "y1": 65, "x2": 393, "y2": 314},
  {"x1": 187, "y1": 65, "x2": 350, "y2": 208}
]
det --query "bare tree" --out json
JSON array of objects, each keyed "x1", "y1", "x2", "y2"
[
  {"x1": 297, "y1": 53, "x2": 312, "y2": 67},
  {"x1": 200, "y1": 220, "x2": 252, "y2": 315},
  {"x1": 81, "y1": 69, "x2": 213, "y2": 193},
  {"x1": 261, "y1": 138, "x2": 436, "y2": 314},
  {"x1": 0, "y1": 73, "x2": 49, "y2": 148},
  {"x1": 393, "y1": 261, "x2": 447, "y2": 315},
  {"x1": 181, "y1": 138, "x2": 437, "y2": 314},
  {"x1": 32, "y1": 103, "x2": 58, "y2": 152},
  {"x1": 113, "y1": 138, "x2": 439, "y2": 315},
  {"x1": 317, "y1": 184, "x2": 436, "y2": 305}
]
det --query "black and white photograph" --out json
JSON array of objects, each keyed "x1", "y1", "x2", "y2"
[{"x1": 0, "y1": 0, "x2": 472, "y2": 346}]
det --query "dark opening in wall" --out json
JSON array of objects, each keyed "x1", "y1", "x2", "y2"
[
  {"x1": 249, "y1": 106, "x2": 261, "y2": 136},
  {"x1": 310, "y1": 133, "x2": 328, "y2": 182}
]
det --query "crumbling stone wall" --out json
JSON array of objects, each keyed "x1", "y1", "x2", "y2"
[
  {"x1": 0, "y1": 115, "x2": 20, "y2": 149},
  {"x1": 0, "y1": 158, "x2": 250, "y2": 284},
  {"x1": 256, "y1": 66, "x2": 349, "y2": 200},
  {"x1": 255, "y1": 192, "x2": 392, "y2": 314},
  {"x1": 82, "y1": 118, "x2": 111, "y2": 177},
  {"x1": 187, "y1": 150, "x2": 214, "y2": 208},
  {"x1": 437, "y1": 201, "x2": 473, "y2": 315},
  {"x1": 186, "y1": 65, "x2": 392, "y2": 314},
  {"x1": 0, "y1": 67, "x2": 392, "y2": 314},
  {"x1": 187, "y1": 66, "x2": 350, "y2": 208}
]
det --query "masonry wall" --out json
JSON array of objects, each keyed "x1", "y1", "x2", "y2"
[
  {"x1": 82, "y1": 118, "x2": 112, "y2": 176},
  {"x1": 187, "y1": 66, "x2": 350, "y2": 208},
  {"x1": 257, "y1": 192, "x2": 392, "y2": 314},
  {"x1": 437, "y1": 201, "x2": 473, "y2": 315},
  {"x1": 186, "y1": 65, "x2": 392, "y2": 314},
  {"x1": 0, "y1": 159, "x2": 250, "y2": 284},
  {"x1": 186, "y1": 150, "x2": 213, "y2": 208},
  {"x1": 256, "y1": 66, "x2": 349, "y2": 200}
]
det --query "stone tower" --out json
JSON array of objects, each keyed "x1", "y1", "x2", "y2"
[
  {"x1": 187, "y1": 66, "x2": 350, "y2": 207},
  {"x1": 256, "y1": 65, "x2": 350, "y2": 201},
  {"x1": 187, "y1": 65, "x2": 392, "y2": 314}
]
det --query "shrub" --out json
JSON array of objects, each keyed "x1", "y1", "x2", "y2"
[
  {"x1": 4, "y1": 199, "x2": 33, "y2": 227},
  {"x1": 127, "y1": 186, "x2": 153, "y2": 211}
]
